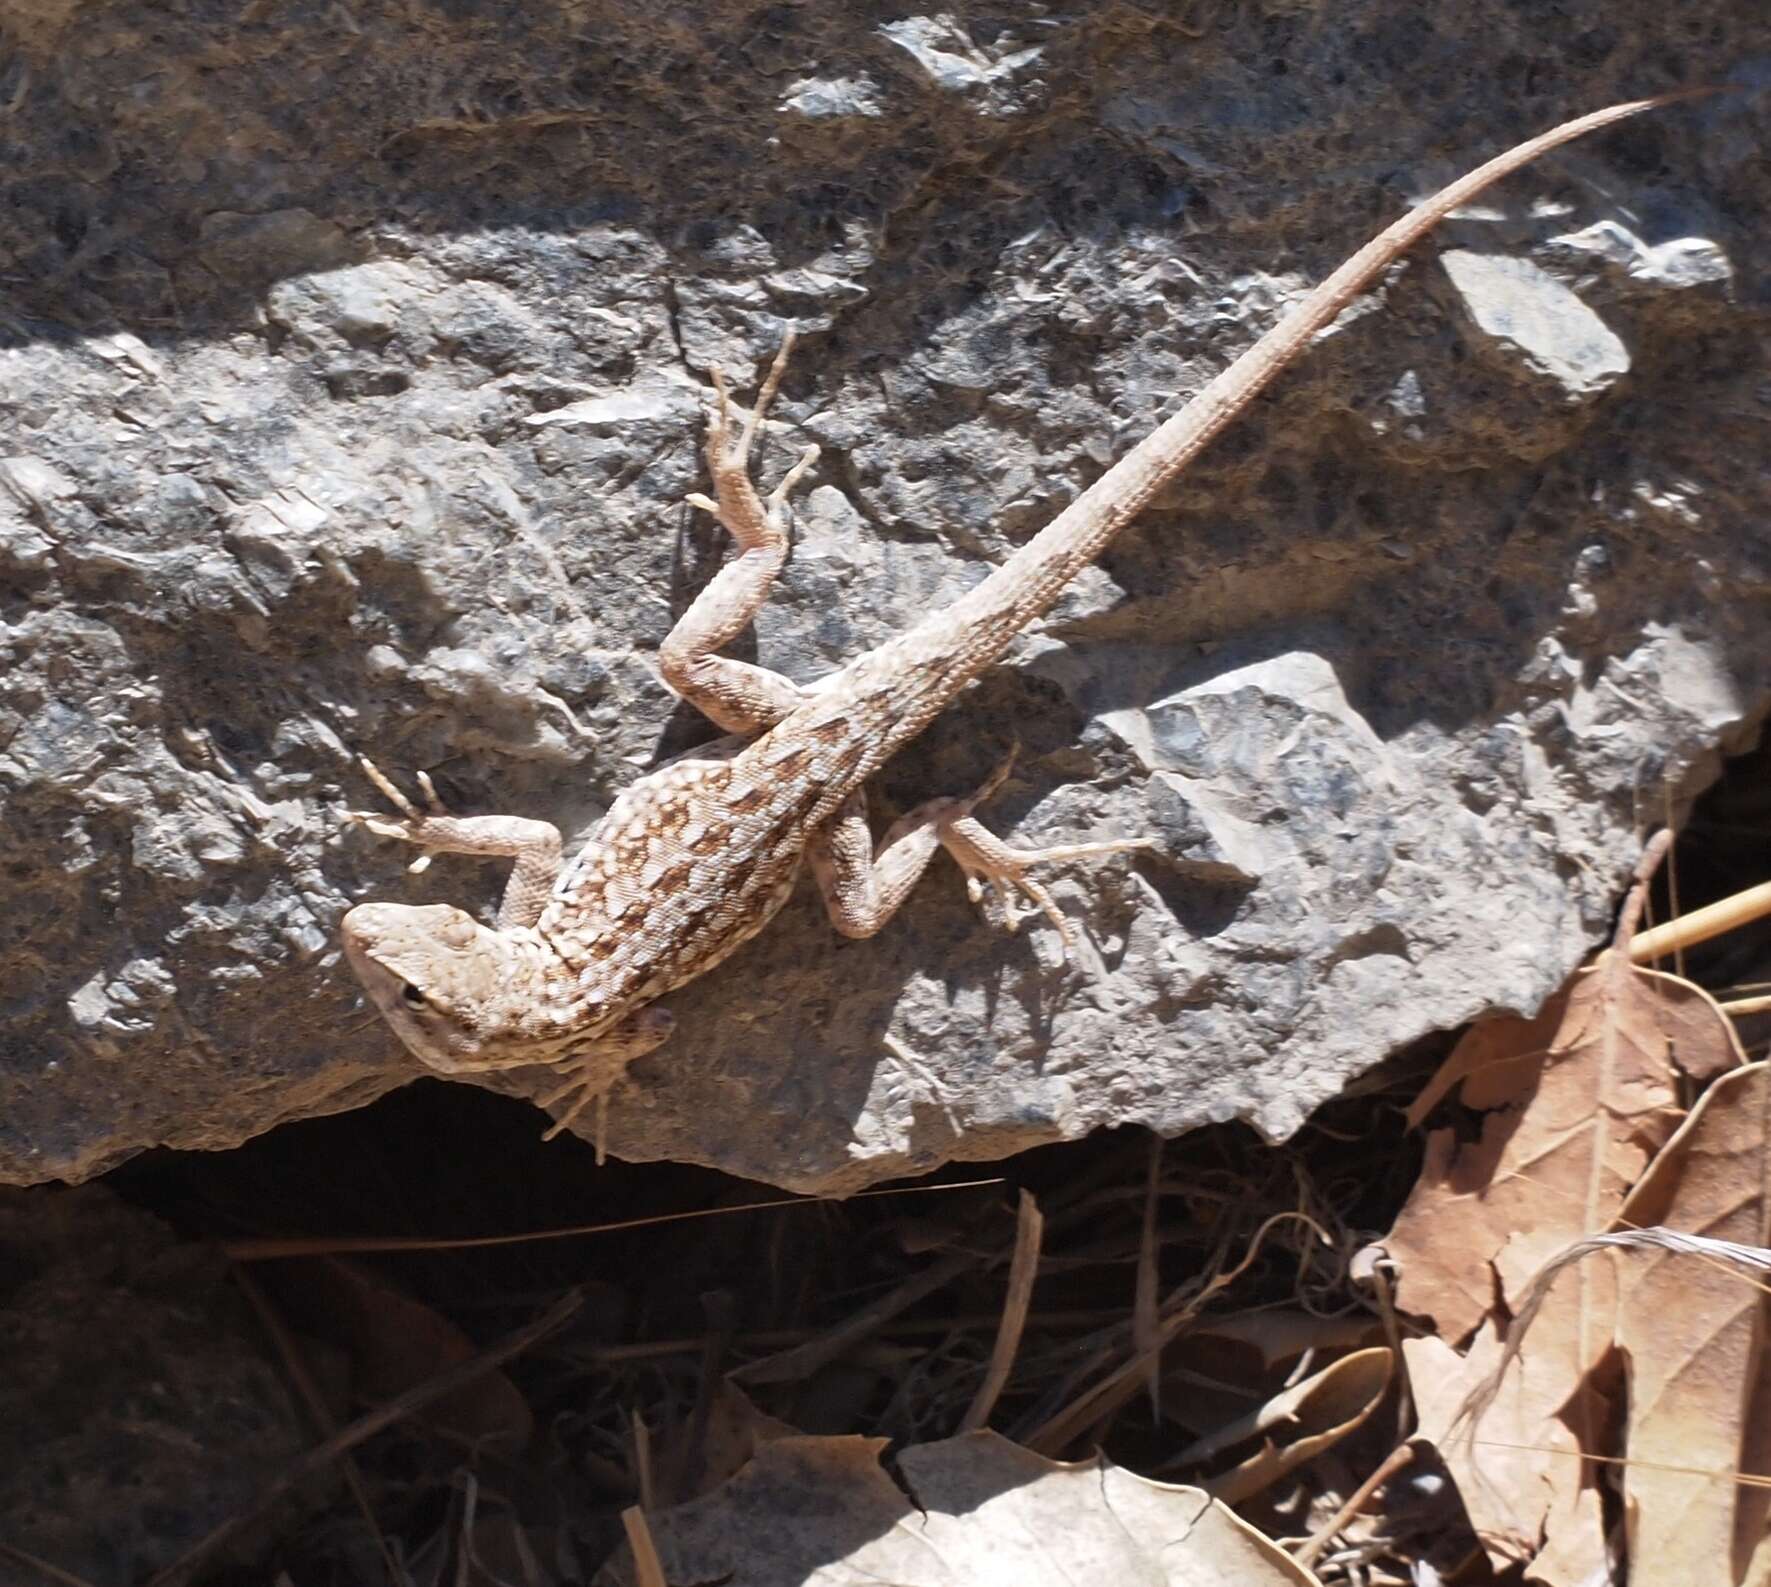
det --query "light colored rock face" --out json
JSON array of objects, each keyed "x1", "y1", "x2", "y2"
[
  {"x1": 0, "y1": 3, "x2": 1764, "y2": 1192},
  {"x1": 1439, "y1": 250, "x2": 1630, "y2": 401}
]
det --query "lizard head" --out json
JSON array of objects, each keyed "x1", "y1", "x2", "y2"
[{"x1": 341, "y1": 901, "x2": 570, "y2": 1073}]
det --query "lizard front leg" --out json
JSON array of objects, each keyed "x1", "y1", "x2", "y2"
[
  {"x1": 662, "y1": 334, "x2": 821, "y2": 735},
  {"x1": 806, "y1": 748, "x2": 1157, "y2": 956},
  {"x1": 533, "y1": 1004, "x2": 677, "y2": 1147},
  {"x1": 348, "y1": 758, "x2": 563, "y2": 930}
]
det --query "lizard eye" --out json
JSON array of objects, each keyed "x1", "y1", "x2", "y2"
[{"x1": 400, "y1": 983, "x2": 429, "y2": 1008}]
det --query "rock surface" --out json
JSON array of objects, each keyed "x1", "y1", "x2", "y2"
[{"x1": 1, "y1": 2, "x2": 1765, "y2": 1192}]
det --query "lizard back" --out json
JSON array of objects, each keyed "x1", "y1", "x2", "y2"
[{"x1": 537, "y1": 738, "x2": 841, "y2": 1006}]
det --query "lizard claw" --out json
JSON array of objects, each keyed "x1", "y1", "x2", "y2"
[
  {"x1": 537, "y1": 1073, "x2": 606, "y2": 1150},
  {"x1": 701, "y1": 331, "x2": 800, "y2": 473},
  {"x1": 356, "y1": 755, "x2": 447, "y2": 819},
  {"x1": 346, "y1": 757, "x2": 455, "y2": 858}
]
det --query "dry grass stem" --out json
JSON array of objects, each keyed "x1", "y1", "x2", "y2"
[
  {"x1": 142, "y1": 1289, "x2": 583, "y2": 1587},
  {"x1": 232, "y1": 1266, "x2": 398, "y2": 1580},
  {"x1": 622, "y1": 1506, "x2": 668, "y2": 1587},
  {"x1": 1721, "y1": 993, "x2": 1771, "y2": 1017},
  {"x1": 960, "y1": 1189, "x2": 1045, "y2": 1432},
  {"x1": 0, "y1": 1542, "x2": 100, "y2": 1587},
  {"x1": 1293, "y1": 1441, "x2": 1416, "y2": 1569},
  {"x1": 731, "y1": 1249, "x2": 978, "y2": 1386},
  {"x1": 220, "y1": 1178, "x2": 1003, "y2": 1260},
  {"x1": 1023, "y1": 1211, "x2": 1332, "y2": 1456},
  {"x1": 1630, "y1": 878, "x2": 1771, "y2": 965}
]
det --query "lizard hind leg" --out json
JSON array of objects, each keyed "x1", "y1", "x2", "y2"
[
  {"x1": 808, "y1": 745, "x2": 1158, "y2": 958},
  {"x1": 936, "y1": 748, "x2": 1157, "y2": 954}
]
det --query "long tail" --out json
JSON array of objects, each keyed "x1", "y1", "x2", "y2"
[{"x1": 807, "y1": 88, "x2": 1714, "y2": 795}]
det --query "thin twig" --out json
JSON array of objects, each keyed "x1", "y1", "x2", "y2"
[
  {"x1": 1661, "y1": 783, "x2": 1686, "y2": 981},
  {"x1": 1294, "y1": 1441, "x2": 1416, "y2": 1569},
  {"x1": 0, "y1": 1542, "x2": 100, "y2": 1587},
  {"x1": 730, "y1": 1250, "x2": 978, "y2": 1386},
  {"x1": 232, "y1": 1266, "x2": 400, "y2": 1583},
  {"x1": 1469, "y1": 1438, "x2": 1771, "y2": 1488},
  {"x1": 144, "y1": 1290, "x2": 583, "y2": 1587},
  {"x1": 622, "y1": 1506, "x2": 668, "y2": 1587},
  {"x1": 1630, "y1": 879, "x2": 1771, "y2": 965},
  {"x1": 960, "y1": 1189, "x2": 1044, "y2": 1432},
  {"x1": 1135, "y1": 1136, "x2": 1162, "y2": 1418},
  {"x1": 1024, "y1": 1211, "x2": 1332, "y2": 1455},
  {"x1": 220, "y1": 1178, "x2": 1003, "y2": 1260},
  {"x1": 1614, "y1": 828, "x2": 1674, "y2": 952}
]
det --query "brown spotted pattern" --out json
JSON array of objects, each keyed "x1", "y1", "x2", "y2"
[{"x1": 537, "y1": 749, "x2": 824, "y2": 1011}]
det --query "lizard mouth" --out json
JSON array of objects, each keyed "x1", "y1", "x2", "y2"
[
  {"x1": 339, "y1": 903, "x2": 569, "y2": 1075},
  {"x1": 339, "y1": 906, "x2": 406, "y2": 1000},
  {"x1": 338, "y1": 904, "x2": 478, "y2": 1072}
]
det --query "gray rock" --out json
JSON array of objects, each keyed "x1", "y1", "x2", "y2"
[
  {"x1": 780, "y1": 76, "x2": 886, "y2": 122},
  {"x1": 0, "y1": 0, "x2": 1764, "y2": 1192},
  {"x1": 1439, "y1": 250, "x2": 1630, "y2": 399},
  {"x1": 878, "y1": 14, "x2": 1049, "y2": 115},
  {"x1": 1549, "y1": 219, "x2": 1735, "y2": 292}
]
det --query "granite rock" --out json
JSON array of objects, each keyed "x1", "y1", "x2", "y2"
[{"x1": 1, "y1": 1, "x2": 1765, "y2": 1191}]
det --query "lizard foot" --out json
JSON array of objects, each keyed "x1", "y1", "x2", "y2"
[
  {"x1": 346, "y1": 756, "x2": 452, "y2": 871},
  {"x1": 685, "y1": 333, "x2": 820, "y2": 526},
  {"x1": 346, "y1": 757, "x2": 564, "y2": 884},
  {"x1": 534, "y1": 1005, "x2": 678, "y2": 1157},
  {"x1": 536, "y1": 1074, "x2": 608, "y2": 1156},
  {"x1": 939, "y1": 750, "x2": 1159, "y2": 954},
  {"x1": 951, "y1": 829, "x2": 1160, "y2": 952}
]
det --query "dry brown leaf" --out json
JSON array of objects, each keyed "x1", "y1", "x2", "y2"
[
  {"x1": 657, "y1": 1379, "x2": 799, "y2": 1503},
  {"x1": 265, "y1": 1257, "x2": 532, "y2": 1451},
  {"x1": 599, "y1": 1429, "x2": 1320, "y2": 1586},
  {"x1": 1189, "y1": 1348, "x2": 1395, "y2": 1505},
  {"x1": 1612, "y1": 1060, "x2": 1771, "y2": 1584},
  {"x1": 1404, "y1": 962, "x2": 1739, "y2": 1135},
  {"x1": 1406, "y1": 1322, "x2": 1613, "y2": 1581},
  {"x1": 1191, "y1": 1308, "x2": 1383, "y2": 1369},
  {"x1": 1402, "y1": 990, "x2": 1568, "y2": 1128},
  {"x1": 1390, "y1": 955, "x2": 1715, "y2": 1343},
  {"x1": 1385, "y1": 946, "x2": 1730, "y2": 1583},
  {"x1": 1389, "y1": 954, "x2": 1696, "y2": 1341}
]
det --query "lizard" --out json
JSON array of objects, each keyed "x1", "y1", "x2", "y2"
[{"x1": 340, "y1": 92, "x2": 1696, "y2": 1144}]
